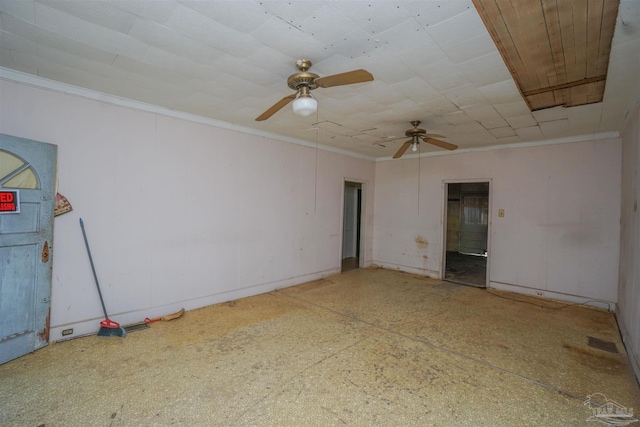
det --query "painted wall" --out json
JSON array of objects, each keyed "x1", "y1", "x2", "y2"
[
  {"x1": 618, "y1": 102, "x2": 640, "y2": 381},
  {"x1": 0, "y1": 78, "x2": 375, "y2": 341},
  {"x1": 374, "y1": 138, "x2": 621, "y2": 304}
]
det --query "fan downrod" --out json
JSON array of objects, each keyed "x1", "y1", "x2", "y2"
[{"x1": 405, "y1": 120, "x2": 426, "y2": 138}]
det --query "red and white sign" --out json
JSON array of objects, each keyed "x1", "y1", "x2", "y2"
[{"x1": 0, "y1": 190, "x2": 20, "y2": 214}]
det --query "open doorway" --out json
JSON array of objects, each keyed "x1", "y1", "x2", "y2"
[
  {"x1": 444, "y1": 181, "x2": 489, "y2": 287},
  {"x1": 342, "y1": 181, "x2": 363, "y2": 272}
]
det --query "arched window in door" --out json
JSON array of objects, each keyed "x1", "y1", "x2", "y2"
[{"x1": 0, "y1": 150, "x2": 39, "y2": 189}]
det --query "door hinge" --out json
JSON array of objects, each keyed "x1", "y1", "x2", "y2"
[{"x1": 41, "y1": 241, "x2": 50, "y2": 263}]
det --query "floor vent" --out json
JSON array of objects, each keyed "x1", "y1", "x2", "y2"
[
  {"x1": 123, "y1": 323, "x2": 150, "y2": 333},
  {"x1": 587, "y1": 336, "x2": 618, "y2": 353}
]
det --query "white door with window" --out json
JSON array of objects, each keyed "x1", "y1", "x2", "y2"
[
  {"x1": 0, "y1": 134, "x2": 57, "y2": 364},
  {"x1": 459, "y1": 193, "x2": 489, "y2": 255}
]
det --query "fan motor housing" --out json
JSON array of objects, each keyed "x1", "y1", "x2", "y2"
[
  {"x1": 405, "y1": 128, "x2": 426, "y2": 138},
  {"x1": 288, "y1": 72, "x2": 319, "y2": 90}
]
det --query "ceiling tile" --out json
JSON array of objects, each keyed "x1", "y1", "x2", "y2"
[
  {"x1": 1, "y1": 0, "x2": 35, "y2": 23},
  {"x1": 165, "y1": 4, "x2": 260, "y2": 58},
  {"x1": 133, "y1": 19, "x2": 225, "y2": 63},
  {"x1": 33, "y1": 2, "x2": 148, "y2": 60},
  {"x1": 179, "y1": 0, "x2": 271, "y2": 34},
  {"x1": 462, "y1": 103, "x2": 510, "y2": 129},
  {"x1": 390, "y1": 76, "x2": 440, "y2": 103},
  {"x1": 0, "y1": 29, "x2": 37, "y2": 54},
  {"x1": 477, "y1": 79, "x2": 522, "y2": 105},
  {"x1": 425, "y1": 65, "x2": 468, "y2": 92},
  {"x1": 361, "y1": 81, "x2": 406, "y2": 105},
  {"x1": 323, "y1": 28, "x2": 384, "y2": 59},
  {"x1": 370, "y1": 58, "x2": 418, "y2": 85},
  {"x1": 539, "y1": 119, "x2": 571, "y2": 138},
  {"x1": 399, "y1": 42, "x2": 448, "y2": 75},
  {"x1": 248, "y1": 15, "x2": 328, "y2": 60},
  {"x1": 515, "y1": 125, "x2": 544, "y2": 141},
  {"x1": 419, "y1": 97, "x2": 461, "y2": 116},
  {"x1": 374, "y1": 17, "x2": 433, "y2": 55},
  {"x1": 444, "y1": 32, "x2": 496, "y2": 64},
  {"x1": 109, "y1": 0, "x2": 178, "y2": 24},
  {"x1": 442, "y1": 83, "x2": 485, "y2": 108},
  {"x1": 457, "y1": 51, "x2": 511, "y2": 87},
  {"x1": 444, "y1": 111, "x2": 477, "y2": 125},
  {"x1": 297, "y1": 5, "x2": 356, "y2": 47},
  {"x1": 426, "y1": 7, "x2": 487, "y2": 49},
  {"x1": 451, "y1": 121, "x2": 496, "y2": 144},
  {"x1": 505, "y1": 114, "x2": 538, "y2": 129},
  {"x1": 328, "y1": 1, "x2": 413, "y2": 35},
  {"x1": 489, "y1": 127, "x2": 517, "y2": 138},
  {"x1": 257, "y1": 0, "x2": 325, "y2": 29},
  {"x1": 1, "y1": 12, "x2": 118, "y2": 64},
  {"x1": 39, "y1": 0, "x2": 136, "y2": 33},
  {"x1": 494, "y1": 101, "x2": 533, "y2": 118},
  {"x1": 36, "y1": 44, "x2": 129, "y2": 80},
  {"x1": 531, "y1": 106, "x2": 569, "y2": 122},
  {"x1": 404, "y1": 0, "x2": 475, "y2": 27}
]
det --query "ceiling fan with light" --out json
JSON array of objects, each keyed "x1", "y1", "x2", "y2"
[
  {"x1": 255, "y1": 59, "x2": 373, "y2": 121},
  {"x1": 391, "y1": 121, "x2": 458, "y2": 159}
]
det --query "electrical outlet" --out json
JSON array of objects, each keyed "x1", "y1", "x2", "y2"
[
  {"x1": 62, "y1": 328, "x2": 73, "y2": 336},
  {"x1": 535, "y1": 291, "x2": 544, "y2": 297}
]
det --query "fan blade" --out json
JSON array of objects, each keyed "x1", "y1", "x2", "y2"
[
  {"x1": 393, "y1": 140, "x2": 412, "y2": 159},
  {"x1": 315, "y1": 69, "x2": 373, "y2": 88},
  {"x1": 424, "y1": 137, "x2": 458, "y2": 150},
  {"x1": 425, "y1": 133, "x2": 446, "y2": 139},
  {"x1": 255, "y1": 93, "x2": 297, "y2": 121}
]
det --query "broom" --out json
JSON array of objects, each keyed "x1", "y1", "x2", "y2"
[
  {"x1": 144, "y1": 308, "x2": 185, "y2": 325},
  {"x1": 79, "y1": 218, "x2": 126, "y2": 338}
]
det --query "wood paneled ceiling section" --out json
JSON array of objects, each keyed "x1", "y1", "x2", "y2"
[{"x1": 473, "y1": 0, "x2": 620, "y2": 111}]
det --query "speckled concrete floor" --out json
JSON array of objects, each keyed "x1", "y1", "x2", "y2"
[{"x1": 1, "y1": 267, "x2": 639, "y2": 426}]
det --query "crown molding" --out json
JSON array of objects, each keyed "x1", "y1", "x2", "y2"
[{"x1": 0, "y1": 67, "x2": 375, "y2": 162}]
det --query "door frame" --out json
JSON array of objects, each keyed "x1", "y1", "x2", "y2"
[
  {"x1": 441, "y1": 179, "x2": 492, "y2": 286},
  {"x1": 340, "y1": 179, "x2": 367, "y2": 269}
]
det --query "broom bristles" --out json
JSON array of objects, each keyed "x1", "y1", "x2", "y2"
[
  {"x1": 98, "y1": 326, "x2": 126, "y2": 337},
  {"x1": 162, "y1": 308, "x2": 185, "y2": 321},
  {"x1": 97, "y1": 317, "x2": 126, "y2": 337}
]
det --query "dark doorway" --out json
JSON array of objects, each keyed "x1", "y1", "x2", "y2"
[
  {"x1": 342, "y1": 181, "x2": 362, "y2": 272},
  {"x1": 444, "y1": 182, "x2": 489, "y2": 287}
]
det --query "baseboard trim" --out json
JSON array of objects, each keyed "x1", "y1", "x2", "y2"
[
  {"x1": 49, "y1": 267, "x2": 340, "y2": 342},
  {"x1": 488, "y1": 281, "x2": 615, "y2": 311},
  {"x1": 616, "y1": 308, "x2": 640, "y2": 386}
]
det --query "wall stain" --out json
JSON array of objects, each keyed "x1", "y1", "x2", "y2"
[{"x1": 415, "y1": 236, "x2": 428, "y2": 249}]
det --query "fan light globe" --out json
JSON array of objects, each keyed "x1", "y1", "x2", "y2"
[{"x1": 292, "y1": 94, "x2": 317, "y2": 116}]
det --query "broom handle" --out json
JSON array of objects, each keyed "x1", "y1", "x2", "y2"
[{"x1": 79, "y1": 218, "x2": 109, "y2": 320}]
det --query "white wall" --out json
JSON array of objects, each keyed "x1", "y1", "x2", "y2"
[
  {"x1": 374, "y1": 138, "x2": 621, "y2": 305},
  {"x1": 0, "y1": 78, "x2": 375, "y2": 341},
  {"x1": 618, "y1": 102, "x2": 640, "y2": 381}
]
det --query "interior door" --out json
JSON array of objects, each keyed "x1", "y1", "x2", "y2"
[
  {"x1": 342, "y1": 181, "x2": 363, "y2": 272},
  {"x1": 459, "y1": 193, "x2": 488, "y2": 255},
  {"x1": 342, "y1": 185, "x2": 358, "y2": 259},
  {"x1": 0, "y1": 134, "x2": 57, "y2": 365}
]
